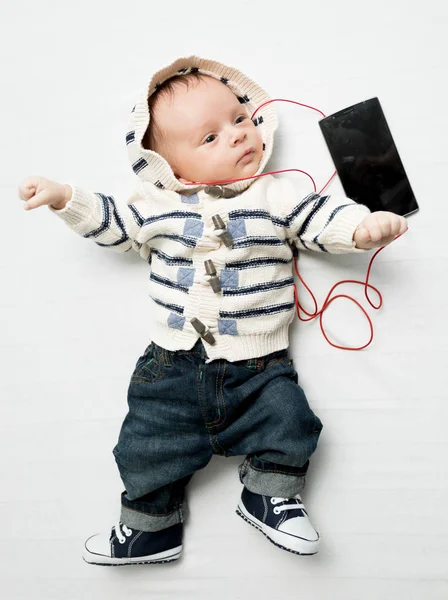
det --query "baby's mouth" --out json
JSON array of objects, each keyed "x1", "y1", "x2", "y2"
[{"x1": 237, "y1": 148, "x2": 255, "y2": 164}]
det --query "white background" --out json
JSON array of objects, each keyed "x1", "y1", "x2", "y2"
[{"x1": 2, "y1": 0, "x2": 448, "y2": 598}]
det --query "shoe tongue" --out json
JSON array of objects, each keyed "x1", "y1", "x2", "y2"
[
  {"x1": 279, "y1": 498, "x2": 305, "y2": 519},
  {"x1": 282, "y1": 497, "x2": 301, "y2": 506}
]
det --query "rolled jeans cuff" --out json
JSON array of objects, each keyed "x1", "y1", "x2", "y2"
[
  {"x1": 121, "y1": 499, "x2": 187, "y2": 532},
  {"x1": 238, "y1": 456, "x2": 309, "y2": 498}
]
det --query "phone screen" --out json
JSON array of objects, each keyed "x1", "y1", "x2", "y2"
[{"x1": 319, "y1": 98, "x2": 419, "y2": 216}]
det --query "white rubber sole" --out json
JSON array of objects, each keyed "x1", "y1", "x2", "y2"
[
  {"x1": 82, "y1": 545, "x2": 182, "y2": 566},
  {"x1": 236, "y1": 503, "x2": 319, "y2": 555}
]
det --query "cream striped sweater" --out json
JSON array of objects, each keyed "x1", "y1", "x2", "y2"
[{"x1": 51, "y1": 175, "x2": 370, "y2": 361}]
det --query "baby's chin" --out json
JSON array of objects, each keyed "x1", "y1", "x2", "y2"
[
  {"x1": 235, "y1": 157, "x2": 262, "y2": 180},
  {"x1": 216, "y1": 157, "x2": 262, "y2": 183},
  {"x1": 179, "y1": 158, "x2": 262, "y2": 185}
]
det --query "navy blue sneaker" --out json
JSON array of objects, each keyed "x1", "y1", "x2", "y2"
[
  {"x1": 236, "y1": 487, "x2": 319, "y2": 555},
  {"x1": 83, "y1": 521, "x2": 183, "y2": 566}
]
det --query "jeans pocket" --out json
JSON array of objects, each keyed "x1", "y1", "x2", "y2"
[
  {"x1": 131, "y1": 343, "x2": 165, "y2": 384},
  {"x1": 264, "y1": 349, "x2": 292, "y2": 369}
]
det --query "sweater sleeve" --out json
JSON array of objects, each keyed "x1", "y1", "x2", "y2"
[
  {"x1": 282, "y1": 185, "x2": 372, "y2": 254},
  {"x1": 48, "y1": 183, "x2": 147, "y2": 255}
]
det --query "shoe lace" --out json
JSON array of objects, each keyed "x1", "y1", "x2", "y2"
[
  {"x1": 270, "y1": 496, "x2": 306, "y2": 516},
  {"x1": 113, "y1": 521, "x2": 133, "y2": 544}
]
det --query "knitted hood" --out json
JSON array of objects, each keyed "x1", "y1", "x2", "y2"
[{"x1": 126, "y1": 56, "x2": 278, "y2": 195}]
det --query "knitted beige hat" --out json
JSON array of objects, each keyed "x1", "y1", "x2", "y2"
[{"x1": 126, "y1": 56, "x2": 278, "y2": 195}]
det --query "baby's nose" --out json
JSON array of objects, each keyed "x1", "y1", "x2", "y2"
[{"x1": 231, "y1": 129, "x2": 246, "y2": 146}]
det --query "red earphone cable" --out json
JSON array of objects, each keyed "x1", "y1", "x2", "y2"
[{"x1": 186, "y1": 97, "x2": 401, "y2": 350}]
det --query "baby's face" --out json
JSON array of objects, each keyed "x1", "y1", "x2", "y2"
[{"x1": 152, "y1": 76, "x2": 264, "y2": 184}]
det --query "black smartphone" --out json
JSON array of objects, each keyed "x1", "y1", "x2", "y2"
[{"x1": 319, "y1": 97, "x2": 419, "y2": 216}]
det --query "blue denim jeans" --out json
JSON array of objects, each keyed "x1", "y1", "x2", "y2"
[{"x1": 112, "y1": 340, "x2": 323, "y2": 532}]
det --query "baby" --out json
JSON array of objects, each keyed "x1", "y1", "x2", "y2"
[{"x1": 18, "y1": 56, "x2": 407, "y2": 566}]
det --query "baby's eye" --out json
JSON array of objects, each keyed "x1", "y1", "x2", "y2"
[
  {"x1": 235, "y1": 116, "x2": 246, "y2": 124},
  {"x1": 205, "y1": 134, "x2": 216, "y2": 144}
]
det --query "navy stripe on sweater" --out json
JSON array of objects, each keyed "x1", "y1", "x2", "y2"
[
  {"x1": 222, "y1": 277, "x2": 294, "y2": 296},
  {"x1": 229, "y1": 193, "x2": 324, "y2": 229},
  {"x1": 95, "y1": 238, "x2": 128, "y2": 248},
  {"x1": 129, "y1": 203, "x2": 144, "y2": 226},
  {"x1": 84, "y1": 193, "x2": 112, "y2": 238},
  {"x1": 151, "y1": 297, "x2": 184, "y2": 315},
  {"x1": 85, "y1": 194, "x2": 130, "y2": 247},
  {"x1": 312, "y1": 203, "x2": 354, "y2": 252},
  {"x1": 151, "y1": 249, "x2": 193, "y2": 266},
  {"x1": 220, "y1": 302, "x2": 295, "y2": 319},
  {"x1": 132, "y1": 158, "x2": 148, "y2": 174},
  {"x1": 150, "y1": 273, "x2": 189, "y2": 293},
  {"x1": 143, "y1": 211, "x2": 201, "y2": 226},
  {"x1": 229, "y1": 209, "x2": 287, "y2": 228},
  {"x1": 232, "y1": 236, "x2": 285, "y2": 249},
  {"x1": 285, "y1": 193, "x2": 322, "y2": 226},
  {"x1": 296, "y1": 195, "x2": 330, "y2": 248},
  {"x1": 151, "y1": 234, "x2": 197, "y2": 248},
  {"x1": 109, "y1": 197, "x2": 129, "y2": 243},
  {"x1": 225, "y1": 257, "x2": 292, "y2": 270}
]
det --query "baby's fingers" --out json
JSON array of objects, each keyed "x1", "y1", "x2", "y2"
[
  {"x1": 18, "y1": 177, "x2": 40, "y2": 201},
  {"x1": 367, "y1": 220, "x2": 383, "y2": 243},
  {"x1": 385, "y1": 213, "x2": 408, "y2": 237},
  {"x1": 23, "y1": 189, "x2": 52, "y2": 211},
  {"x1": 355, "y1": 226, "x2": 371, "y2": 245},
  {"x1": 377, "y1": 214, "x2": 393, "y2": 238}
]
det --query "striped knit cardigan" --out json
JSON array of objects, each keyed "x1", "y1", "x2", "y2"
[
  {"x1": 52, "y1": 176, "x2": 370, "y2": 362},
  {"x1": 50, "y1": 56, "x2": 370, "y2": 362}
]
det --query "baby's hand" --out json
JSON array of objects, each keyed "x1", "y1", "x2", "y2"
[
  {"x1": 353, "y1": 211, "x2": 408, "y2": 249},
  {"x1": 18, "y1": 176, "x2": 72, "y2": 211}
]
